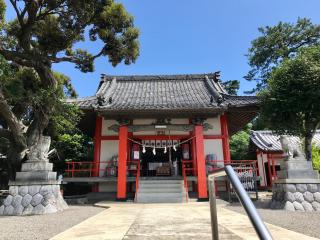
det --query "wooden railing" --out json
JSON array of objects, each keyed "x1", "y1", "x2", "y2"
[
  {"x1": 65, "y1": 159, "x2": 259, "y2": 182},
  {"x1": 65, "y1": 161, "x2": 117, "y2": 177}
]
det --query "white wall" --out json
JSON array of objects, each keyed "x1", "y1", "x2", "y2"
[
  {"x1": 204, "y1": 139, "x2": 224, "y2": 161},
  {"x1": 168, "y1": 118, "x2": 189, "y2": 135},
  {"x1": 99, "y1": 140, "x2": 119, "y2": 177},
  {"x1": 101, "y1": 119, "x2": 118, "y2": 136},
  {"x1": 132, "y1": 119, "x2": 156, "y2": 135},
  {"x1": 203, "y1": 117, "x2": 221, "y2": 135},
  {"x1": 98, "y1": 140, "x2": 119, "y2": 192},
  {"x1": 257, "y1": 153, "x2": 267, "y2": 187}
]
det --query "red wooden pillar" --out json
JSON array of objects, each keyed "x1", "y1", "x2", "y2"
[
  {"x1": 220, "y1": 114, "x2": 231, "y2": 164},
  {"x1": 195, "y1": 125, "x2": 208, "y2": 199},
  {"x1": 117, "y1": 125, "x2": 128, "y2": 200},
  {"x1": 127, "y1": 131, "x2": 133, "y2": 193},
  {"x1": 191, "y1": 137, "x2": 198, "y2": 192},
  {"x1": 92, "y1": 116, "x2": 102, "y2": 192}
]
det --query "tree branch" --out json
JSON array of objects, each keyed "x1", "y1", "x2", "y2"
[
  {"x1": 9, "y1": 0, "x2": 24, "y2": 25},
  {"x1": 0, "y1": 48, "x2": 36, "y2": 68},
  {"x1": 0, "y1": 127, "x2": 12, "y2": 140},
  {"x1": 0, "y1": 89, "x2": 27, "y2": 148}
]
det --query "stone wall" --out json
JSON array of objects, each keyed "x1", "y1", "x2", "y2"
[
  {"x1": 0, "y1": 184, "x2": 68, "y2": 215},
  {"x1": 271, "y1": 183, "x2": 320, "y2": 212}
]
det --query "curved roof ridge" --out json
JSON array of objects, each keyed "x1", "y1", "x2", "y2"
[
  {"x1": 204, "y1": 75, "x2": 223, "y2": 104},
  {"x1": 100, "y1": 73, "x2": 217, "y2": 81}
]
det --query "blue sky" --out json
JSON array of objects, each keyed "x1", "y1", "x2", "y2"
[{"x1": 4, "y1": 0, "x2": 320, "y2": 96}]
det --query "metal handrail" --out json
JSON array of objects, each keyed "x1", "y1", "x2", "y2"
[{"x1": 208, "y1": 165, "x2": 273, "y2": 240}]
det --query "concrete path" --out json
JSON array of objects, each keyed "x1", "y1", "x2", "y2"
[{"x1": 51, "y1": 202, "x2": 319, "y2": 240}]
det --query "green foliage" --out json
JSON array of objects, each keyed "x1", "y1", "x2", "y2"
[
  {"x1": 222, "y1": 80, "x2": 240, "y2": 95},
  {"x1": 54, "y1": 134, "x2": 92, "y2": 162},
  {"x1": 312, "y1": 145, "x2": 320, "y2": 172},
  {"x1": 229, "y1": 124, "x2": 255, "y2": 160},
  {"x1": 1, "y1": 1, "x2": 139, "y2": 70},
  {"x1": 259, "y1": 46, "x2": 320, "y2": 137},
  {"x1": 246, "y1": 18, "x2": 320, "y2": 92},
  {"x1": 251, "y1": 115, "x2": 269, "y2": 131},
  {"x1": 0, "y1": 1, "x2": 138, "y2": 178},
  {"x1": 0, "y1": 0, "x2": 5, "y2": 25}
]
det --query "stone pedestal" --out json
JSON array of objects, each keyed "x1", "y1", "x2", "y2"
[
  {"x1": 271, "y1": 179, "x2": 320, "y2": 212},
  {"x1": 0, "y1": 136, "x2": 68, "y2": 215},
  {"x1": 271, "y1": 135, "x2": 320, "y2": 211}
]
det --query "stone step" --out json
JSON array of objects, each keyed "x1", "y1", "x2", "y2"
[
  {"x1": 21, "y1": 162, "x2": 53, "y2": 172},
  {"x1": 280, "y1": 161, "x2": 313, "y2": 170},
  {"x1": 136, "y1": 179, "x2": 186, "y2": 203},
  {"x1": 138, "y1": 192, "x2": 185, "y2": 198},
  {"x1": 16, "y1": 171, "x2": 57, "y2": 182},
  {"x1": 139, "y1": 183, "x2": 184, "y2": 189},
  {"x1": 139, "y1": 180, "x2": 183, "y2": 184},
  {"x1": 138, "y1": 187, "x2": 183, "y2": 193},
  {"x1": 277, "y1": 170, "x2": 319, "y2": 179},
  {"x1": 136, "y1": 196, "x2": 186, "y2": 203}
]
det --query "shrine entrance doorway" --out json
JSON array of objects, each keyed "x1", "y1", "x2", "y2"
[{"x1": 140, "y1": 146, "x2": 182, "y2": 177}]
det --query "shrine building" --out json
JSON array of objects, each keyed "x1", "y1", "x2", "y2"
[
  {"x1": 250, "y1": 130, "x2": 320, "y2": 189},
  {"x1": 67, "y1": 73, "x2": 259, "y2": 202}
]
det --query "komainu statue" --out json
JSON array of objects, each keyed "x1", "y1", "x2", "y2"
[
  {"x1": 27, "y1": 136, "x2": 51, "y2": 162},
  {"x1": 280, "y1": 135, "x2": 306, "y2": 161}
]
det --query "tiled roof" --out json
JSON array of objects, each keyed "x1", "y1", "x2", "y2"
[
  {"x1": 250, "y1": 130, "x2": 320, "y2": 152},
  {"x1": 69, "y1": 73, "x2": 258, "y2": 113}
]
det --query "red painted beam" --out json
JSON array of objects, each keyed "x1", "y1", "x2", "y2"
[
  {"x1": 204, "y1": 135, "x2": 224, "y2": 139},
  {"x1": 195, "y1": 125, "x2": 208, "y2": 199},
  {"x1": 100, "y1": 136, "x2": 119, "y2": 140},
  {"x1": 133, "y1": 135, "x2": 190, "y2": 140},
  {"x1": 117, "y1": 125, "x2": 128, "y2": 200}
]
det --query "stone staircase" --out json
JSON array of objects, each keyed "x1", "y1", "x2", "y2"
[{"x1": 136, "y1": 179, "x2": 187, "y2": 203}]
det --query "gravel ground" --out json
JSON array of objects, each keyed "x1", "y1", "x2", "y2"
[
  {"x1": 0, "y1": 205, "x2": 105, "y2": 240},
  {"x1": 226, "y1": 202, "x2": 320, "y2": 239}
]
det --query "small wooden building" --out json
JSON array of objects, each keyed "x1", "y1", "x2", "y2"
[
  {"x1": 250, "y1": 130, "x2": 320, "y2": 188},
  {"x1": 68, "y1": 73, "x2": 258, "y2": 201}
]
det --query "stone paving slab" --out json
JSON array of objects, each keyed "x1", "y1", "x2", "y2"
[{"x1": 50, "y1": 202, "x2": 319, "y2": 240}]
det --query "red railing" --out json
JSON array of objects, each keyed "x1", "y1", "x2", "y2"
[
  {"x1": 205, "y1": 160, "x2": 258, "y2": 175},
  {"x1": 65, "y1": 161, "x2": 118, "y2": 177},
  {"x1": 65, "y1": 159, "x2": 259, "y2": 180}
]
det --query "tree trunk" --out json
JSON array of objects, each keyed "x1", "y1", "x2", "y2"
[
  {"x1": 304, "y1": 131, "x2": 313, "y2": 161},
  {"x1": 2, "y1": 64, "x2": 58, "y2": 180},
  {"x1": 6, "y1": 147, "x2": 23, "y2": 181}
]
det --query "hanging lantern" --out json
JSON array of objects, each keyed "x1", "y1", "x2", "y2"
[
  {"x1": 164, "y1": 146, "x2": 167, "y2": 153},
  {"x1": 152, "y1": 147, "x2": 156, "y2": 155},
  {"x1": 142, "y1": 145, "x2": 146, "y2": 154}
]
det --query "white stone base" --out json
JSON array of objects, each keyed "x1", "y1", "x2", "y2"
[
  {"x1": 0, "y1": 184, "x2": 68, "y2": 215},
  {"x1": 271, "y1": 182, "x2": 320, "y2": 212}
]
